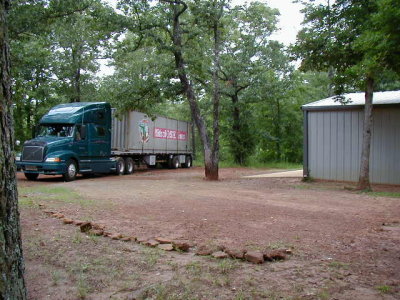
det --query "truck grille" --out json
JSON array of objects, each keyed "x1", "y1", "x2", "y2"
[{"x1": 22, "y1": 146, "x2": 44, "y2": 162}]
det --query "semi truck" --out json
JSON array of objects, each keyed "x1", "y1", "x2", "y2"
[{"x1": 16, "y1": 102, "x2": 193, "y2": 181}]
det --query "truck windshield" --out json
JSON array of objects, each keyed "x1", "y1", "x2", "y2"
[{"x1": 38, "y1": 124, "x2": 74, "y2": 137}]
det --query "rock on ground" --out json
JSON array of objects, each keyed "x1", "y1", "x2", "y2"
[
  {"x1": 212, "y1": 251, "x2": 229, "y2": 259},
  {"x1": 244, "y1": 251, "x2": 264, "y2": 264}
]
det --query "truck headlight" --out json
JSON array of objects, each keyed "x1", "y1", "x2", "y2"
[
  {"x1": 15, "y1": 155, "x2": 21, "y2": 161},
  {"x1": 45, "y1": 157, "x2": 61, "y2": 162}
]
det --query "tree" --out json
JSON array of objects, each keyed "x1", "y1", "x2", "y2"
[
  {"x1": 11, "y1": 33, "x2": 58, "y2": 144},
  {"x1": 168, "y1": 0, "x2": 220, "y2": 180},
  {"x1": 117, "y1": 0, "x2": 225, "y2": 180},
  {"x1": 99, "y1": 39, "x2": 179, "y2": 114},
  {"x1": 51, "y1": 0, "x2": 119, "y2": 102},
  {"x1": 254, "y1": 71, "x2": 330, "y2": 163},
  {"x1": 293, "y1": 0, "x2": 400, "y2": 190},
  {"x1": 190, "y1": 0, "x2": 227, "y2": 179},
  {"x1": 217, "y1": 2, "x2": 284, "y2": 164},
  {"x1": 0, "y1": 0, "x2": 27, "y2": 298}
]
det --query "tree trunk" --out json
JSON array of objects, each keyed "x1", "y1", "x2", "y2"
[
  {"x1": 357, "y1": 76, "x2": 374, "y2": 191},
  {"x1": 73, "y1": 65, "x2": 81, "y2": 103},
  {"x1": 0, "y1": 0, "x2": 27, "y2": 298},
  {"x1": 274, "y1": 98, "x2": 281, "y2": 161},
  {"x1": 191, "y1": 119, "x2": 196, "y2": 160},
  {"x1": 71, "y1": 46, "x2": 81, "y2": 103},
  {"x1": 210, "y1": 12, "x2": 222, "y2": 180},
  {"x1": 231, "y1": 93, "x2": 242, "y2": 164},
  {"x1": 170, "y1": 2, "x2": 218, "y2": 180}
]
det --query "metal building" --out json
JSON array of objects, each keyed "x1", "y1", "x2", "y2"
[{"x1": 302, "y1": 90, "x2": 400, "y2": 185}]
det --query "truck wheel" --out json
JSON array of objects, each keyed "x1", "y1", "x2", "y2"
[
  {"x1": 64, "y1": 159, "x2": 78, "y2": 182},
  {"x1": 115, "y1": 157, "x2": 125, "y2": 175},
  {"x1": 124, "y1": 157, "x2": 134, "y2": 174},
  {"x1": 171, "y1": 156, "x2": 180, "y2": 169},
  {"x1": 24, "y1": 173, "x2": 39, "y2": 181},
  {"x1": 182, "y1": 156, "x2": 192, "y2": 168}
]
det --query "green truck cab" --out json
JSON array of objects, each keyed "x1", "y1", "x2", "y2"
[{"x1": 16, "y1": 102, "x2": 116, "y2": 181}]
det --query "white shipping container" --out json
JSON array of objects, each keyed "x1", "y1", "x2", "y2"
[{"x1": 111, "y1": 110, "x2": 192, "y2": 155}]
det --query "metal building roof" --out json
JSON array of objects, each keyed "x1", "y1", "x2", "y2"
[{"x1": 302, "y1": 90, "x2": 400, "y2": 111}]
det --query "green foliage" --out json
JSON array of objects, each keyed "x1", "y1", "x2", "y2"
[
  {"x1": 18, "y1": 186, "x2": 94, "y2": 207},
  {"x1": 99, "y1": 44, "x2": 177, "y2": 115},
  {"x1": 375, "y1": 285, "x2": 392, "y2": 294},
  {"x1": 293, "y1": 0, "x2": 400, "y2": 92},
  {"x1": 252, "y1": 71, "x2": 330, "y2": 163}
]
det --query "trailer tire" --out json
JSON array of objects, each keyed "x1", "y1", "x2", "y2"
[
  {"x1": 115, "y1": 157, "x2": 125, "y2": 175},
  {"x1": 182, "y1": 156, "x2": 192, "y2": 168},
  {"x1": 24, "y1": 172, "x2": 39, "y2": 181},
  {"x1": 171, "y1": 156, "x2": 180, "y2": 169},
  {"x1": 124, "y1": 157, "x2": 134, "y2": 174},
  {"x1": 63, "y1": 159, "x2": 78, "y2": 182}
]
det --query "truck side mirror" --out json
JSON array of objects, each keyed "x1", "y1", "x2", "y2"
[{"x1": 80, "y1": 125, "x2": 87, "y2": 140}]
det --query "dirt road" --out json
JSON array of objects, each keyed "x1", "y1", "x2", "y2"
[{"x1": 18, "y1": 167, "x2": 400, "y2": 299}]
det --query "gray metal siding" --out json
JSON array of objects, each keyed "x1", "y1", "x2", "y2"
[{"x1": 307, "y1": 108, "x2": 400, "y2": 184}]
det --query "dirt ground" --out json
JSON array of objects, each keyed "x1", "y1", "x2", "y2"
[{"x1": 18, "y1": 167, "x2": 400, "y2": 299}]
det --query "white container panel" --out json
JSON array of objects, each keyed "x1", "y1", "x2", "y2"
[{"x1": 112, "y1": 110, "x2": 191, "y2": 154}]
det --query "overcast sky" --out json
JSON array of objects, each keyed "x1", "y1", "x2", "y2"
[{"x1": 232, "y1": 0, "x2": 305, "y2": 46}]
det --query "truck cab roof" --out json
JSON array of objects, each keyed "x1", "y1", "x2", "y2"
[{"x1": 40, "y1": 102, "x2": 110, "y2": 124}]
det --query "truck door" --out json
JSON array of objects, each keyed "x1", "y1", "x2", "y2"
[
  {"x1": 88, "y1": 108, "x2": 111, "y2": 172},
  {"x1": 72, "y1": 124, "x2": 90, "y2": 171}
]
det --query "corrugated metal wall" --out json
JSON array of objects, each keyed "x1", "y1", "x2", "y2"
[
  {"x1": 111, "y1": 110, "x2": 191, "y2": 154},
  {"x1": 307, "y1": 107, "x2": 400, "y2": 184}
]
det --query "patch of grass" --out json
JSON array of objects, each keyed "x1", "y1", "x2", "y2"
[
  {"x1": 267, "y1": 240, "x2": 292, "y2": 250},
  {"x1": 363, "y1": 191, "x2": 400, "y2": 198},
  {"x1": 292, "y1": 184, "x2": 313, "y2": 190},
  {"x1": 139, "y1": 247, "x2": 161, "y2": 269},
  {"x1": 77, "y1": 274, "x2": 89, "y2": 299},
  {"x1": 72, "y1": 232, "x2": 83, "y2": 244},
  {"x1": 233, "y1": 289, "x2": 247, "y2": 300},
  {"x1": 301, "y1": 176, "x2": 314, "y2": 182},
  {"x1": 18, "y1": 196, "x2": 38, "y2": 208},
  {"x1": 24, "y1": 236, "x2": 51, "y2": 260},
  {"x1": 317, "y1": 288, "x2": 330, "y2": 300},
  {"x1": 51, "y1": 270, "x2": 62, "y2": 286},
  {"x1": 214, "y1": 259, "x2": 239, "y2": 275},
  {"x1": 18, "y1": 186, "x2": 94, "y2": 207},
  {"x1": 293, "y1": 183, "x2": 347, "y2": 192},
  {"x1": 293, "y1": 235, "x2": 301, "y2": 241},
  {"x1": 211, "y1": 274, "x2": 230, "y2": 287},
  {"x1": 185, "y1": 261, "x2": 203, "y2": 276},
  {"x1": 167, "y1": 261, "x2": 179, "y2": 272},
  {"x1": 376, "y1": 285, "x2": 392, "y2": 294},
  {"x1": 87, "y1": 233, "x2": 100, "y2": 243},
  {"x1": 244, "y1": 243, "x2": 262, "y2": 251},
  {"x1": 140, "y1": 279, "x2": 200, "y2": 300},
  {"x1": 328, "y1": 261, "x2": 349, "y2": 270},
  {"x1": 193, "y1": 158, "x2": 302, "y2": 170},
  {"x1": 220, "y1": 160, "x2": 302, "y2": 170}
]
